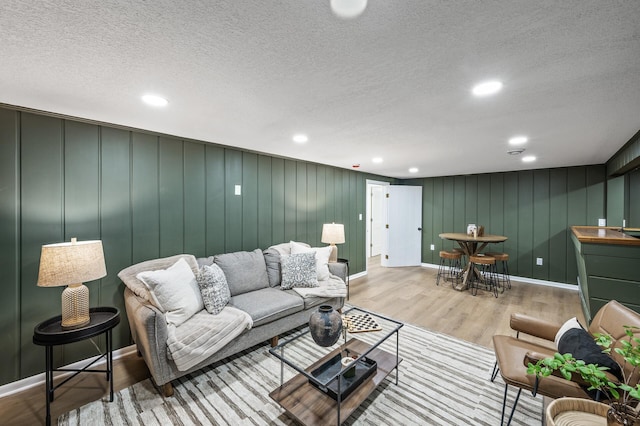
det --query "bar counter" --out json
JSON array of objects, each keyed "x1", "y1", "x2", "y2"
[
  {"x1": 571, "y1": 226, "x2": 640, "y2": 246},
  {"x1": 571, "y1": 226, "x2": 640, "y2": 323}
]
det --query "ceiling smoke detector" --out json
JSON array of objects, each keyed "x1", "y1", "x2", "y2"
[{"x1": 508, "y1": 148, "x2": 525, "y2": 155}]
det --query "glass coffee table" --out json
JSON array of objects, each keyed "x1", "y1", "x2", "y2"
[{"x1": 269, "y1": 306, "x2": 403, "y2": 425}]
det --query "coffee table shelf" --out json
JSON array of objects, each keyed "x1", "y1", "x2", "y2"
[{"x1": 269, "y1": 307, "x2": 403, "y2": 425}]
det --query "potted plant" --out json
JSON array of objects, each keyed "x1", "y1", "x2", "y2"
[{"x1": 527, "y1": 325, "x2": 640, "y2": 425}]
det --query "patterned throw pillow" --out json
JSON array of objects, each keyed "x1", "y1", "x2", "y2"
[
  {"x1": 280, "y1": 252, "x2": 319, "y2": 289},
  {"x1": 197, "y1": 264, "x2": 231, "y2": 315}
]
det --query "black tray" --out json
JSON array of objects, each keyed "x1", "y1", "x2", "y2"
[{"x1": 308, "y1": 353, "x2": 377, "y2": 400}]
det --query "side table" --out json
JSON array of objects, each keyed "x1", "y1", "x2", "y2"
[
  {"x1": 337, "y1": 258, "x2": 349, "y2": 300},
  {"x1": 33, "y1": 307, "x2": 120, "y2": 426}
]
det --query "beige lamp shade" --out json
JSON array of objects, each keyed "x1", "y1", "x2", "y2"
[
  {"x1": 321, "y1": 223, "x2": 345, "y2": 245},
  {"x1": 37, "y1": 238, "x2": 106, "y2": 328},
  {"x1": 321, "y1": 223, "x2": 345, "y2": 262}
]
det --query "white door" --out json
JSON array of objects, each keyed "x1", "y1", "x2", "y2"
[
  {"x1": 382, "y1": 185, "x2": 422, "y2": 267},
  {"x1": 370, "y1": 185, "x2": 386, "y2": 257}
]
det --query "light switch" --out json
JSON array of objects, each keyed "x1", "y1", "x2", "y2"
[
  {"x1": 536, "y1": 257, "x2": 543, "y2": 266},
  {"x1": 430, "y1": 244, "x2": 435, "y2": 250},
  {"x1": 234, "y1": 185, "x2": 241, "y2": 195},
  {"x1": 359, "y1": 213, "x2": 362, "y2": 220}
]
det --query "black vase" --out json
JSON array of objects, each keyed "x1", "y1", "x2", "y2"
[{"x1": 309, "y1": 305, "x2": 343, "y2": 347}]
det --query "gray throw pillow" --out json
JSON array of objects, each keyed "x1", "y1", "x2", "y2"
[
  {"x1": 197, "y1": 264, "x2": 231, "y2": 315},
  {"x1": 213, "y1": 249, "x2": 269, "y2": 296},
  {"x1": 263, "y1": 248, "x2": 282, "y2": 287},
  {"x1": 280, "y1": 252, "x2": 319, "y2": 289}
]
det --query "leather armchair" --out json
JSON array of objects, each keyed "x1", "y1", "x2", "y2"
[{"x1": 491, "y1": 300, "x2": 640, "y2": 426}]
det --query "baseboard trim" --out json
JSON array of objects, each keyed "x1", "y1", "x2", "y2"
[
  {"x1": 421, "y1": 262, "x2": 579, "y2": 291},
  {"x1": 0, "y1": 345, "x2": 138, "y2": 399},
  {"x1": 349, "y1": 271, "x2": 367, "y2": 280}
]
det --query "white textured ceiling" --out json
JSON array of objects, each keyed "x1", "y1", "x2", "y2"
[{"x1": 1, "y1": 1, "x2": 639, "y2": 178}]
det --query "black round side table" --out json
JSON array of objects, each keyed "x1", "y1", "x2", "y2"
[
  {"x1": 337, "y1": 258, "x2": 350, "y2": 300},
  {"x1": 33, "y1": 307, "x2": 120, "y2": 426}
]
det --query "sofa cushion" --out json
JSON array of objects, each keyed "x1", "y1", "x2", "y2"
[
  {"x1": 197, "y1": 264, "x2": 231, "y2": 315},
  {"x1": 280, "y1": 252, "x2": 319, "y2": 289},
  {"x1": 284, "y1": 290, "x2": 335, "y2": 310},
  {"x1": 290, "y1": 241, "x2": 332, "y2": 281},
  {"x1": 229, "y1": 287, "x2": 304, "y2": 327},
  {"x1": 263, "y1": 248, "x2": 282, "y2": 287},
  {"x1": 214, "y1": 249, "x2": 269, "y2": 296},
  {"x1": 136, "y1": 258, "x2": 204, "y2": 327}
]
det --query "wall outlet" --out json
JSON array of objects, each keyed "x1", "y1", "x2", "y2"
[
  {"x1": 623, "y1": 219, "x2": 626, "y2": 228},
  {"x1": 234, "y1": 185, "x2": 241, "y2": 195},
  {"x1": 598, "y1": 218, "x2": 606, "y2": 226},
  {"x1": 536, "y1": 257, "x2": 543, "y2": 266},
  {"x1": 430, "y1": 244, "x2": 435, "y2": 250}
]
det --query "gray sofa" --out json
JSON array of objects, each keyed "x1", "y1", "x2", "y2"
[{"x1": 119, "y1": 244, "x2": 346, "y2": 396}]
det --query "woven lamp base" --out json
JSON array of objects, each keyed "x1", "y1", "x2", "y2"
[{"x1": 61, "y1": 284, "x2": 90, "y2": 329}]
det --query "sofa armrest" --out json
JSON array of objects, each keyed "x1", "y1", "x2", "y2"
[
  {"x1": 510, "y1": 313, "x2": 561, "y2": 342},
  {"x1": 124, "y1": 287, "x2": 172, "y2": 386},
  {"x1": 328, "y1": 262, "x2": 347, "y2": 282}
]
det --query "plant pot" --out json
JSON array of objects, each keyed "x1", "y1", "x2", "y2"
[
  {"x1": 309, "y1": 305, "x2": 342, "y2": 347},
  {"x1": 607, "y1": 403, "x2": 640, "y2": 426}
]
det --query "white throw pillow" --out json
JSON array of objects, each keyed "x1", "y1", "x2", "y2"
[
  {"x1": 290, "y1": 241, "x2": 332, "y2": 281},
  {"x1": 136, "y1": 258, "x2": 204, "y2": 326}
]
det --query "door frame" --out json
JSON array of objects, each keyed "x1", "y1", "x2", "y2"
[{"x1": 366, "y1": 179, "x2": 390, "y2": 271}]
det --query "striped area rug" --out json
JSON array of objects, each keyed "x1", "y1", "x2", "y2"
[{"x1": 59, "y1": 323, "x2": 542, "y2": 425}]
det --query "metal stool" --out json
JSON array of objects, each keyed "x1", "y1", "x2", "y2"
[
  {"x1": 469, "y1": 254, "x2": 499, "y2": 297},
  {"x1": 484, "y1": 252, "x2": 511, "y2": 289},
  {"x1": 437, "y1": 250, "x2": 462, "y2": 286}
]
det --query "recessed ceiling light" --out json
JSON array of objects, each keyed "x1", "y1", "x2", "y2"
[
  {"x1": 372, "y1": 157, "x2": 383, "y2": 163},
  {"x1": 472, "y1": 80, "x2": 503, "y2": 97},
  {"x1": 509, "y1": 136, "x2": 528, "y2": 145},
  {"x1": 331, "y1": 0, "x2": 368, "y2": 19},
  {"x1": 522, "y1": 156, "x2": 536, "y2": 163},
  {"x1": 142, "y1": 94, "x2": 168, "y2": 107},
  {"x1": 292, "y1": 134, "x2": 308, "y2": 143},
  {"x1": 409, "y1": 167, "x2": 419, "y2": 173}
]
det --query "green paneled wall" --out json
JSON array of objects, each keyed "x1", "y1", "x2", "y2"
[
  {"x1": 416, "y1": 166, "x2": 607, "y2": 284},
  {"x1": 0, "y1": 107, "x2": 378, "y2": 386}
]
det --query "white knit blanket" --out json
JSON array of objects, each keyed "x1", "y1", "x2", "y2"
[
  {"x1": 291, "y1": 274, "x2": 347, "y2": 299},
  {"x1": 166, "y1": 306, "x2": 252, "y2": 371}
]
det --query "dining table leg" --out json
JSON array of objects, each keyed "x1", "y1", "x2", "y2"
[{"x1": 454, "y1": 241, "x2": 489, "y2": 291}]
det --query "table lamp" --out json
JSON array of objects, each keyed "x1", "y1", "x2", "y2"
[
  {"x1": 37, "y1": 238, "x2": 107, "y2": 329},
  {"x1": 321, "y1": 223, "x2": 345, "y2": 263}
]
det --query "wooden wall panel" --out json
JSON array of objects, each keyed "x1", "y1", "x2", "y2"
[
  {"x1": 296, "y1": 162, "x2": 308, "y2": 243},
  {"x1": 63, "y1": 121, "x2": 103, "y2": 362},
  {"x1": 183, "y1": 142, "x2": 206, "y2": 256},
  {"x1": 257, "y1": 155, "x2": 273, "y2": 248},
  {"x1": 271, "y1": 158, "x2": 285, "y2": 244},
  {"x1": 100, "y1": 127, "x2": 132, "y2": 348},
  {"x1": 224, "y1": 149, "x2": 242, "y2": 253},
  {"x1": 159, "y1": 137, "x2": 184, "y2": 257},
  {"x1": 20, "y1": 113, "x2": 64, "y2": 378},
  {"x1": 629, "y1": 169, "x2": 640, "y2": 227},
  {"x1": 205, "y1": 145, "x2": 225, "y2": 255},
  {"x1": 549, "y1": 168, "x2": 569, "y2": 283},
  {"x1": 242, "y1": 152, "x2": 258, "y2": 251},
  {"x1": 0, "y1": 108, "x2": 20, "y2": 384},
  {"x1": 131, "y1": 133, "x2": 160, "y2": 263},
  {"x1": 533, "y1": 170, "x2": 550, "y2": 280}
]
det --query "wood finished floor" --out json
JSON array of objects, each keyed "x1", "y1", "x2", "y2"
[{"x1": 0, "y1": 257, "x2": 583, "y2": 425}]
